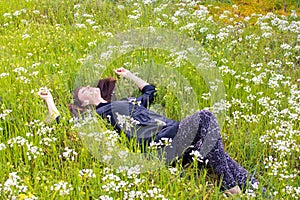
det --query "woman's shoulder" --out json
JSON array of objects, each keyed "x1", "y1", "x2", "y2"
[{"x1": 96, "y1": 102, "x2": 111, "y2": 113}]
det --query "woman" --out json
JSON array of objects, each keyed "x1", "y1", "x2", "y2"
[{"x1": 39, "y1": 67, "x2": 259, "y2": 195}]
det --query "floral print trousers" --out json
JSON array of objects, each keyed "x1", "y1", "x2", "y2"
[{"x1": 179, "y1": 110, "x2": 259, "y2": 190}]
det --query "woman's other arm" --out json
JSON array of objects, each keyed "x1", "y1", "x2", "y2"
[
  {"x1": 38, "y1": 89, "x2": 60, "y2": 122},
  {"x1": 115, "y1": 67, "x2": 156, "y2": 108},
  {"x1": 114, "y1": 67, "x2": 149, "y2": 90}
]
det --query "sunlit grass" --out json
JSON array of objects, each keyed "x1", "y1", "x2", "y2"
[{"x1": 0, "y1": 0, "x2": 299, "y2": 199}]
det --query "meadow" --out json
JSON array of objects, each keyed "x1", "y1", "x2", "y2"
[{"x1": 0, "y1": 0, "x2": 299, "y2": 199}]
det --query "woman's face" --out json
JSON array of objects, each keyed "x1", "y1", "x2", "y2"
[{"x1": 78, "y1": 86, "x2": 101, "y2": 106}]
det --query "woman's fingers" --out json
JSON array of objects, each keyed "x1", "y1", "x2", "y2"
[
  {"x1": 39, "y1": 90, "x2": 48, "y2": 96},
  {"x1": 114, "y1": 67, "x2": 128, "y2": 76},
  {"x1": 38, "y1": 92, "x2": 49, "y2": 99},
  {"x1": 38, "y1": 88, "x2": 53, "y2": 100}
]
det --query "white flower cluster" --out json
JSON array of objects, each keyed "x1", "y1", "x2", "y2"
[
  {"x1": 50, "y1": 181, "x2": 73, "y2": 196},
  {"x1": 7, "y1": 136, "x2": 28, "y2": 147},
  {"x1": 0, "y1": 172, "x2": 32, "y2": 199},
  {"x1": 168, "y1": 50, "x2": 188, "y2": 67},
  {"x1": 26, "y1": 143, "x2": 44, "y2": 160},
  {"x1": 0, "y1": 109, "x2": 12, "y2": 120},
  {"x1": 149, "y1": 137, "x2": 172, "y2": 149},
  {"x1": 79, "y1": 169, "x2": 96, "y2": 178},
  {"x1": 101, "y1": 166, "x2": 167, "y2": 200},
  {"x1": 39, "y1": 137, "x2": 57, "y2": 146},
  {"x1": 116, "y1": 112, "x2": 140, "y2": 132},
  {"x1": 80, "y1": 130, "x2": 119, "y2": 144},
  {"x1": 6, "y1": 136, "x2": 44, "y2": 161},
  {"x1": 72, "y1": 111, "x2": 98, "y2": 128},
  {"x1": 192, "y1": 5, "x2": 209, "y2": 20},
  {"x1": 2, "y1": 8, "x2": 31, "y2": 27},
  {"x1": 168, "y1": 167, "x2": 178, "y2": 175},
  {"x1": 72, "y1": 5, "x2": 100, "y2": 29},
  {"x1": 26, "y1": 119, "x2": 57, "y2": 148},
  {"x1": 189, "y1": 150, "x2": 205, "y2": 163},
  {"x1": 60, "y1": 147, "x2": 78, "y2": 161},
  {"x1": 260, "y1": 121, "x2": 300, "y2": 157},
  {"x1": 0, "y1": 72, "x2": 9, "y2": 78},
  {"x1": 128, "y1": 98, "x2": 142, "y2": 106},
  {"x1": 123, "y1": 187, "x2": 167, "y2": 200},
  {"x1": 12, "y1": 66, "x2": 32, "y2": 83},
  {"x1": 0, "y1": 143, "x2": 6, "y2": 150},
  {"x1": 99, "y1": 195, "x2": 113, "y2": 200},
  {"x1": 116, "y1": 165, "x2": 142, "y2": 178},
  {"x1": 213, "y1": 40, "x2": 299, "y2": 195},
  {"x1": 282, "y1": 185, "x2": 300, "y2": 199}
]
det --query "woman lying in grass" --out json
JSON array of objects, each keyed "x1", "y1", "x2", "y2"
[{"x1": 39, "y1": 67, "x2": 259, "y2": 196}]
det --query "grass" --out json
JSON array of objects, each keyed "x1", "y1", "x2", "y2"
[{"x1": 0, "y1": 0, "x2": 299, "y2": 199}]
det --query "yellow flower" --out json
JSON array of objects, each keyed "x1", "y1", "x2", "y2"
[{"x1": 18, "y1": 194, "x2": 27, "y2": 200}]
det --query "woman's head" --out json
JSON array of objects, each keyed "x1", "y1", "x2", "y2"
[
  {"x1": 69, "y1": 77, "x2": 116, "y2": 116},
  {"x1": 74, "y1": 86, "x2": 102, "y2": 106}
]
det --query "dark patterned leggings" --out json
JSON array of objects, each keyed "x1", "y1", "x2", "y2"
[{"x1": 179, "y1": 110, "x2": 258, "y2": 190}]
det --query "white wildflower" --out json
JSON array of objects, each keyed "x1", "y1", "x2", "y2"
[
  {"x1": 86, "y1": 19, "x2": 95, "y2": 25},
  {"x1": 168, "y1": 167, "x2": 178, "y2": 175},
  {"x1": 0, "y1": 72, "x2": 9, "y2": 78},
  {"x1": 75, "y1": 23, "x2": 87, "y2": 29},
  {"x1": 13, "y1": 10, "x2": 22, "y2": 17},
  {"x1": 7, "y1": 136, "x2": 28, "y2": 147},
  {"x1": 60, "y1": 147, "x2": 78, "y2": 161},
  {"x1": 50, "y1": 181, "x2": 73, "y2": 196},
  {"x1": 99, "y1": 195, "x2": 113, "y2": 200},
  {"x1": 22, "y1": 34, "x2": 30, "y2": 40},
  {"x1": 32, "y1": 10, "x2": 40, "y2": 15},
  {"x1": 3, "y1": 13, "x2": 12, "y2": 18},
  {"x1": 74, "y1": 4, "x2": 80, "y2": 9},
  {"x1": 280, "y1": 43, "x2": 292, "y2": 50},
  {"x1": 199, "y1": 27, "x2": 208, "y2": 33},
  {"x1": 79, "y1": 169, "x2": 96, "y2": 178},
  {"x1": 0, "y1": 109, "x2": 12, "y2": 120},
  {"x1": 189, "y1": 150, "x2": 204, "y2": 162},
  {"x1": 206, "y1": 34, "x2": 215, "y2": 40},
  {"x1": 0, "y1": 143, "x2": 6, "y2": 150}
]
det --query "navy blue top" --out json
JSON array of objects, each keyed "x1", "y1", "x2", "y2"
[{"x1": 95, "y1": 84, "x2": 179, "y2": 146}]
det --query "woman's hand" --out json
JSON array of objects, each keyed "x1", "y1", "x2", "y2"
[
  {"x1": 38, "y1": 88, "x2": 53, "y2": 102},
  {"x1": 114, "y1": 67, "x2": 149, "y2": 90},
  {"x1": 38, "y1": 87, "x2": 60, "y2": 120},
  {"x1": 114, "y1": 67, "x2": 130, "y2": 77}
]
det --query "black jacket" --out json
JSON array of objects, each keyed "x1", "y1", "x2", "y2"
[{"x1": 95, "y1": 84, "x2": 179, "y2": 146}]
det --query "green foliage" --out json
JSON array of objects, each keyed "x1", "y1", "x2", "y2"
[{"x1": 0, "y1": 0, "x2": 299, "y2": 199}]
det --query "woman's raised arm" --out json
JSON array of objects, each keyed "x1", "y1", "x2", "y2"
[
  {"x1": 38, "y1": 88, "x2": 60, "y2": 122},
  {"x1": 114, "y1": 67, "x2": 149, "y2": 90}
]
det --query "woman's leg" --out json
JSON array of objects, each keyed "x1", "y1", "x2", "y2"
[
  {"x1": 225, "y1": 153, "x2": 259, "y2": 190},
  {"x1": 180, "y1": 110, "x2": 258, "y2": 190},
  {"x1": 199, "y1": 137, "x2": 239, "y2": 190}
]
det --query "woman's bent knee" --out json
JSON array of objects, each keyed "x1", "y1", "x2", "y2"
[{"x1": 195, "y1": 110, "x2": 215, "y2": 119}]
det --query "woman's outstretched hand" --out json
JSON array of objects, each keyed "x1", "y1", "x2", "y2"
[
  {"x1": 37, "y1": 87, "x2": 60, "y2": 120},
  {"x1": 38, "y1": 88, "x2": 53, "y2": 102},
  {"x1": 114, "y1": 67, "x2": 149, "y2": 90},
  {"x1": 114, "y1": 67, "x2": 130, "y2": 77}
]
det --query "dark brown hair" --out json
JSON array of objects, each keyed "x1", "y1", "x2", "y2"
[
  {"x1": 97, "y1": 77, "x2": 116, "y2": 102},
  {"x1": 68, "y1": 77, "x2": 116, "y2": 117}
]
